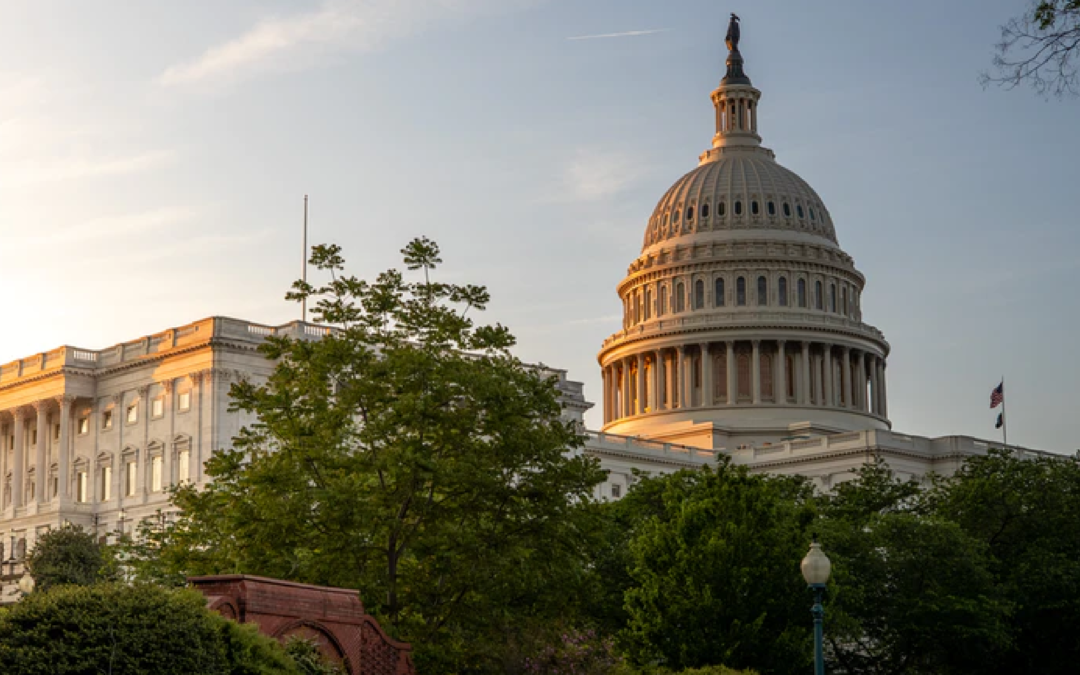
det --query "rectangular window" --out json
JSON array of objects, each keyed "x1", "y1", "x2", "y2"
[
  {"x1": 152, "y1": 396, "x2": 165, "y2": 419},
  {"x1": 101, "y1": 466, "x2": 112, "y2": 502},
  {"x1": 54, "y1": 423, "x2": 60, "y2": 440},
  {"x1": 611, "y1": 484, "x2": 621, "y2": 498},
  {"x1": 177, "y1": 449, "x2": 190, "y2": 484},
  {"x1": 151, "y1": 456, "x2": 163, "y2": 492},
  {"x1": 78, "y1": 416, "x2": 89, "y2": 435},
  {"x1": 77, "y1": 471, "x2": 88, "y2": 503},
  {"x1": 177, "y1": 391, "x2": 192, "y2": 412},
  {"x1": 126, "y1": 461, "x2": 137, "y2": 496},
  {"x1": 30, "y1": 429, "x2": 37, "y2": 445},
  {"x1": 102, "y1": 410, "x2": 113, "y2": 430},
  {"x1": 126, "y1": 403, "x2": 138, "y2": 425}
]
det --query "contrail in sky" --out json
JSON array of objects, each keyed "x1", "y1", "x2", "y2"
[{"x1": 566, "y1": 29, "x2": 669, "y2": 41}]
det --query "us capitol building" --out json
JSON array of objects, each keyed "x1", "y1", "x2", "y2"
[{"x1": 0, "y1": 20, "x2": 1051, "y2": 598}]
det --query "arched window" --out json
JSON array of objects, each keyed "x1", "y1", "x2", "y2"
[
  {"x1": 715, "y1": 278, "x2": 725, "y2": 307},
  {"x1": 797, "y1": 278, "x2": 807, "y2": 307},
  {"x1": 768, "y1": 201, "x2": 776, "y2": 215},
  {"x1": 783, "y1": 202, "x2": 792, "y2": 217},
  {"x1": 736, "y1": 277, "x2": 747, "y2": 306},
  {"x1": 737, "y1": 352, "x2": 751, "y2": 399},
  {"x1": 659, "y1": 287, "x2": 667, "y2": 316},
  {"x1": 815, "y1": 281, "x2": 824, "y2": 310},
  {"x1": 829, "y1": 283, "x2": 837, "y2": 313},
  {"x1": 734, "y1": 200, "x2": 743, "y2": 216},
  {"x1": 714, "y1": 354, "x2": 727, "y2": 401},
  {"x1": 674, "y1": 208, "x2": 681, "y2": 223},
  {"x1": 687, "y1": 206, "x2": 695, "y2": 221},
  {"x1": 757, "y1": 276, "x2": 768, "y2": 306},
  {"x1": 676, "y1": 282, "x2": 686, "y2": 313},
  {"x1": 810, "y1": 207, "x2": 816, "y2": 221},
  {"x1": 718, "y1": 202, "x2": 726, "y2": 216},
  {"x1": 701, "y1": 202, "x2": 710, "y2": 218},
  {"x1": 842, "y1": 287, "x2": 848, "y2": 316},
  {"x1": 778, "y1": 276, "x2": 788, "y2": 306},
  {"x1": 644, "y1": 287, "x2": 652, "y2": 320},
  {"x1": 761, "y1": 354, "x2": 774, "y2": 400},
  {"x1": 751, "y1": 200, "x2": 760, "y2": 215},
  {"x1": 797, "y1": 204, "x2": 805, "y2": 219},
  {"x1": 694, "y1": 279, "x2": 705, "y2": 309}
]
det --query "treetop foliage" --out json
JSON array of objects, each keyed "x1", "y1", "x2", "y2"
[{"x1": 987, "y1": 0, "x2": 1080, "y2": 96}]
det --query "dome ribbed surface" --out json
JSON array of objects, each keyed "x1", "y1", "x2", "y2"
[{"x1": 642, "y1": 152, "x2": 837, "y2": 251}]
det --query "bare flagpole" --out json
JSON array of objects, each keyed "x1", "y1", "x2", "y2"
[{"x1": 302, "y1": 195, "x2": 308, "y2": 323}]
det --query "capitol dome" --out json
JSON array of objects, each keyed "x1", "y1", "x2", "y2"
[{"x1": 597, "y1": 17, "x2": 891, "y2": 451}]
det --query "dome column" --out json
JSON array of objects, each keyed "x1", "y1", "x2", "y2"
[
  {"x1": 621, "y1": 359, "x2": 632, "y2": 418},
  {"x1": 823, "y1": 346, "x2": 834, "y2": 408},
  {"x1": 726, "y1": 341, "x2": 737, "y2": 405},
  {"x1": 870, "y1": 356, "x2": 881, "y2": 416},
  {"x1": 776, "y1": 341, "x2": 787, "y2": 404},
  {"x1": 601, "y1": 366, "x2": 609, "y2": 423},
  {"x1": 700, "y1": 342, "x2": 713, "y2": 407},
  {"x1": 841, "y1": 348, "x2": 853, "y2": 409},
  {"x1": 800, "y1": 342, "x2": 812, "y2": 405},
  {"x1": 666, "y1": 350, "x2": 676, "y2": 409},
  {"x1": 654, "y1": 349, "x2": 666, "y2": 412},
  {"x1": 814, "y1": 351, "x2": 825, "y2": 406},
  {"x1": 751, "y1": 340, "x2": 762, "y2": 404},
  {"x1": 676, "y1": 346, "x2": 687, "y2": 409},
  {"x1": 879, "y1": 360, "x2": 889, "y2": 418},
  {"x1": 856, "y1": 352, "x2": 867, "y2": 412},
  {"x1": 635, "y1": 354, "x2": 646, "y2": 415}
]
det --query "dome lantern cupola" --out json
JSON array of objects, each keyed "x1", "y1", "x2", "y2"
[{"x1": 707, "y1": 13, "x2": 764, "y2": 156}]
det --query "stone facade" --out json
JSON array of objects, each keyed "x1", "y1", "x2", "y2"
[{"x1": 192, "y1": 574, "x2": 414, "y2": 675}]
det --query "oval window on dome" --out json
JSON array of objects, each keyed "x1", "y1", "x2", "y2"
[
  {"x1": 734, "y1": 200, "x2": 743, "y2": 216},
  {"x1": 701, "y1": 202, "x2": 710, "y2": 218},
  {"x1": 809, "y1": 207, "x2": 816, "y2": 221},
  {"x1": 687, "y1": 206, "x2": 694, "y2": 221},
  {"x1": 718, "y1": 202, "x2": 726, "y2": 216},
  {"x1": 768, "y1": 201, "x2": 776, "y2": 216},
  {"x1": 797, "y1": 205, "x2": 805, "y2": 219},
  {"x1": 783, "y1": 203, "x2": 791, "y2": 218},
  {"x1": 674, "y1": 209, "x2": 681, "y2": 223},
  {"x1": 751, "y1": 201, "x2": 760, "y2": 215}
]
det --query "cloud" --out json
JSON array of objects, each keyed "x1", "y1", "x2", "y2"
[
  {"x1": 566, "y1": 29, "x2": 669, "y2": 41},
  {"x1": 158, "y1": 0, "x2": 532, "y2": 87},
  {"x1": 559, "y1": 148, "x2": 645, "y2": 202},
  {"x1": 20, "y1": 206, "x2": 199, "y2": 246},
  {"x1": 5, "y1": 150, "x2": 176, "y2": 188}
]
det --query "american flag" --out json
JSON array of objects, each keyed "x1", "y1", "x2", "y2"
[{"x1": 990, "y1": 382, "x2": 1004, "y2": 409}]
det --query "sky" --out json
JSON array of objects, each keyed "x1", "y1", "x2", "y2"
[{"x1": 1, "y1": 0, "x2": 1077, "y2": 453}]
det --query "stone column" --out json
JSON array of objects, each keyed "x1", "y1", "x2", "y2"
[
  {"x1": 56, "y1": 396, "x2": 74, "y2": 500},
  {"x1": 620, "y1": 360, "x2": 631, "y2": 418},
  {"x1": 801, "y1": 342, "x2": 811, "y2": 405},
  {"x1": 636, "y1": 353, "x2": 646, "y2": 415},
  {"x1": 855, "y1": 352, "x2": 867, "y2": 412},
  {"x1": 0, "y1": 415, "x2": 7, "y2": 509},
  {"x1": 655, "y1": 350, "x2": 666, "y2": 411},
  {"x1": 823, "y1": 346, "x2": 834, "y2": 408},
  {"x1": 677, "y1": 346, "x2": 688, "y2": 408},
  {"x1": 879, "y1": 360, "x2": 889, "y2": 418},
  {"x1": 34, "y1": 401, "x2": 48, "y2": 505},
  {"x1": 726, "y1": 341, "x2": 737, "y2": 405},
  {"x1": 841, "y1": 348, "x2": 852, "y2": 409},
  {"x1": 776, "y1": 341, "x2": 787, "y2": 404},
  {"x1": 11, "y1": 409, "x2": 26, "y2": 508},
  {"x1": 665, "y1": 351, "x2": 675, "y2": 410},
  {"x1": 700, "y1": 342, "x2": 712, "y2": 407},
  {"x1": 869, "y1": 356, "x2": 880, "y2": 415},
  {"x1": 751, "y1": 340, "x2": 762, "y2": 405},
  {"x1": 601, "y1": 367, "x2": 609, "y2": 424},
  {"x1": 815, "y1": 352, "x2": 825, "y2": 405}
]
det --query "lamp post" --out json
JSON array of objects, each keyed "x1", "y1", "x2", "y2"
[{"x1": 801, "y1": 535, "x2": 832, "y2": 675}]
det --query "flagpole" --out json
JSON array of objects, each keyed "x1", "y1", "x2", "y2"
[
  {"x1": 1001, "y1": 375, "x2": 1008, "y2": 449},
  {"x1": 302, "y1": 195, "x2": 308, "y2": 323}
]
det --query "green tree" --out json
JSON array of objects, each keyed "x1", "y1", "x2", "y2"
[
  {"x1": 925, "y1": 449, "x2": 1080, "y2": 675},
  {"x1": 25, "y1": 523, "x2": 116, "y2": 592},
  {"x1": 619, "y1": 462, "x2": 815, "y2": 674},
  {"x1": 818, "y1": 461, "x2": 1011, "y2": 675},
  {"x1": 126, "y1": 238, "x2": 605, "y2": 674},
  {"x1": 986, "y1": 1, "x2": 1080, "y2": 96},
  {"x1": 0, "y1": 583, "x2": 299, "y2": 675}
]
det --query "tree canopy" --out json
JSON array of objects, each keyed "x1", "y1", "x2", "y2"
[
  {"x1": 126, "y1": 238, "x2": 606, "y2": 673},
  {"x1": 0, "y1": 583, "x2": 299, "y2": 675},
  {"x1": 25, "y1": 523, "x2": 116, "y2": 592},
  {"x1": 986, "y1": 0, "x2": 1080, "y2": 95}
]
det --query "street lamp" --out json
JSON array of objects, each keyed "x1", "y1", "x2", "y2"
[{"x1": 801, "y1": 535, "x2": 832, "y2": 675}]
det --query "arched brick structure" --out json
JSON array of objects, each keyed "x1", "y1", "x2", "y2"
[{"x1": 190, "y1": 575, "x2": 415, "y2": 675}]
